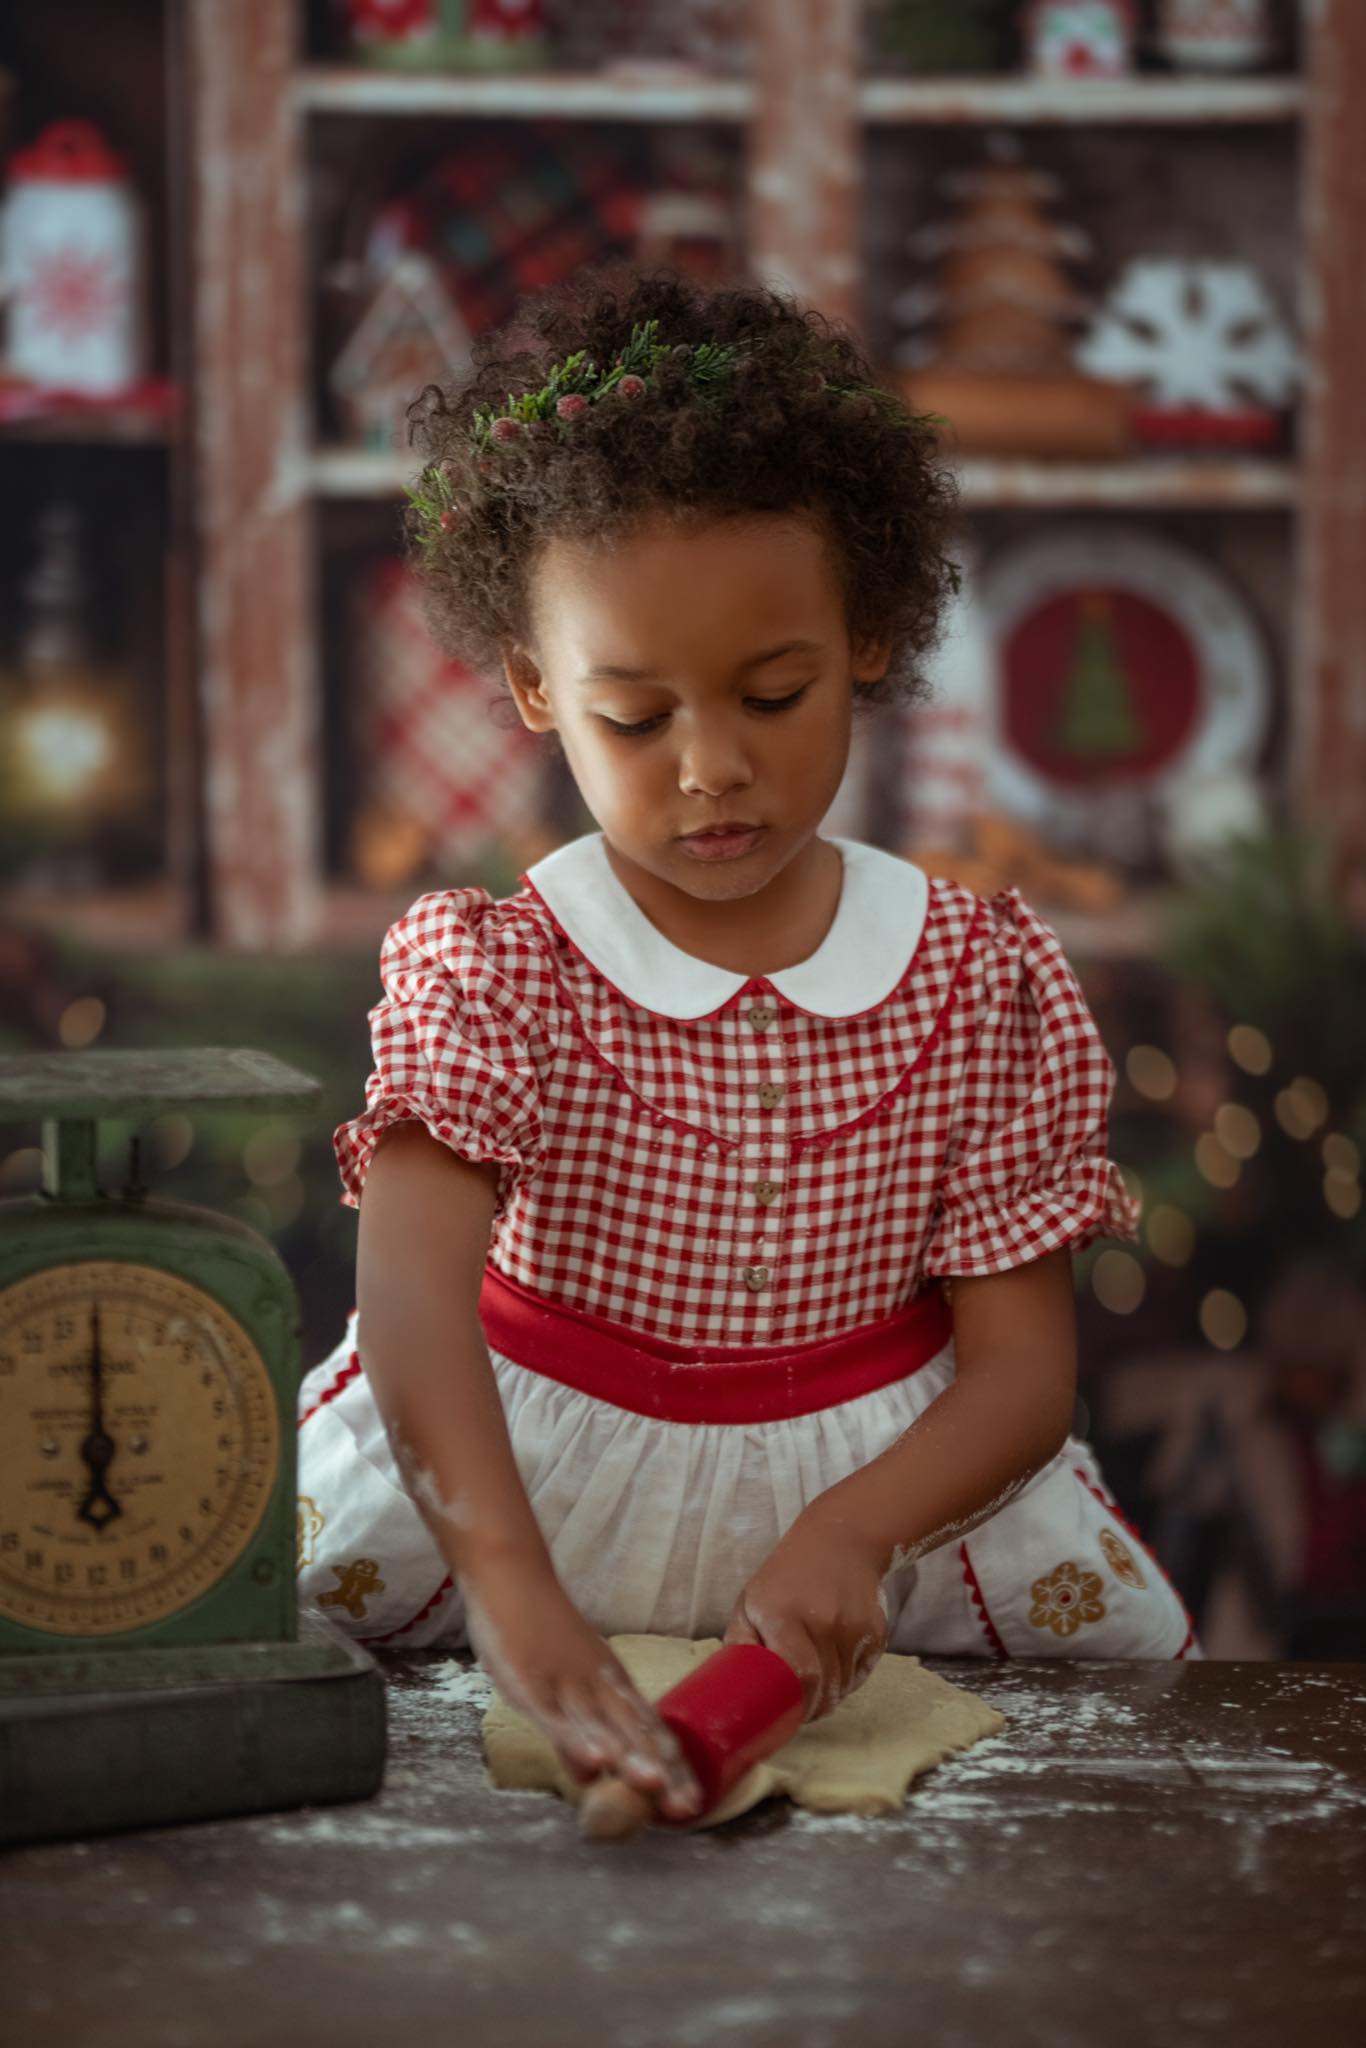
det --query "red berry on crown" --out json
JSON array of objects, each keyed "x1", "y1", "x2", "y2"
[
  {"x1": 556, "y1": 393, "x2": 588, "y2": 420},
  {"x1": 490, "y1": 417, "x2": 523, "y2": 443},
  {"x1": 618, "y1": 374, "x2": 646, "y2": 400}
]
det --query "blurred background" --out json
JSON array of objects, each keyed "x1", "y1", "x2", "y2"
[{"x1": 1, "y1": 0, "x2": 1363, "y2": 1658}]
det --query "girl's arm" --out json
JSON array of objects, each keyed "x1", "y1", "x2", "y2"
[
  {"x1": 356, "y1": 1121, "x2": 701, "y2": 1818},
  {"x1": 725, "y1": 1250, "x2": 1078, "y2": 1714},
  {"x1": 812, "y1": 1249, "x2": 1078, "y2": 1569}
]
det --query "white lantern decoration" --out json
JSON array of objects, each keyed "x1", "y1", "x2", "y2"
[{"x1": 0, "y1": 121, "x2": 145, "y2": 397}]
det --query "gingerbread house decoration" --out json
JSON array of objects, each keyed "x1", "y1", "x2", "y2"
[
  {"x1": 329, "y1": 250, "x2": 473, "y2": 451},
  {"x1": 1021, "y1": 0, "x2": 1136, "y2": 76}
]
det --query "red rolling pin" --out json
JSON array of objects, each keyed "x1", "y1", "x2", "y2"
[{"x1": 579, "y1": 1644, "x2": 806, "y2": 1842}]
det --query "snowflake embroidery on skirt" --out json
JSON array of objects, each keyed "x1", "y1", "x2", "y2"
[{"x1": 1029, "y1": 1559, "x2": 1107, "y2": 1637}]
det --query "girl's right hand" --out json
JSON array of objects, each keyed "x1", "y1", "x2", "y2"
[{"x1": 462, "y1": 1555, "x2": 704, "y2": 1823}]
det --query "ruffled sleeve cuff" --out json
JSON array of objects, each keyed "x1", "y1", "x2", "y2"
[
  {"x1": 921, "y1": 1153, "x2": 1141, "y2": 1280},
  {"x1": 332, "y1": 887, "x2": 548, "y2": 1221},
  {"x1": 333, "y1": 1088, "x2": 542, "y2": 1219},
  {"x1": 917, "y1": 883, "x2": 1141, "y2": 1281}
]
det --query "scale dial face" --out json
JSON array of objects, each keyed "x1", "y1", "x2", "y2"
[{"x1": 0, "y1": 1259, "x2": 280, "y2": 1637}]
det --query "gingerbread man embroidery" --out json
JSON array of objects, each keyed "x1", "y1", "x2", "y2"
[
  {"x1": 296, "y1": 1496, "x2": 325, "y2": 1572},
  {"x1": 317, "y1": 1557, "x2": 386, "y2": 1620}
]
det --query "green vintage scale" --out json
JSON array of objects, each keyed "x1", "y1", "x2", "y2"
[{"x1": 0, "y1": 1048, "x2": 386, "y2": 1846}]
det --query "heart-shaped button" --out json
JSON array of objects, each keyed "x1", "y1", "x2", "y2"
[
  {"x1": 752, "y1": 1180, "x2": 780, "y2": 1205},
  {"x1": 741, "y1": 1265, "x2": 770, "y2": 1291}
]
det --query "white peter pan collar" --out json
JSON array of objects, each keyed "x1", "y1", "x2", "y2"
[{"x1": 521, "y1": 830, "x2": 929, "y2": 1021}]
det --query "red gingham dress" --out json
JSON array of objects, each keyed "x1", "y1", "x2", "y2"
[{"x1": 296, "y1": 831, "x2": 1200, "y2": 1661}]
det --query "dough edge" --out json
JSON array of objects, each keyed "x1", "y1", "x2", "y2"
[{"x1": 481, "y1": 1634, "x2": 1006, "y2": 1830}]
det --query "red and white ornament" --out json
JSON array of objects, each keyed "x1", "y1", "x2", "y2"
[
  {"x1": 975, "y1": 524, "x2": 1273, "y2": 872},
  {"x1": 344, "y1": 0, "x2": 440, "y2": 46},
  {"x1": 468, "y1": 0, "x2": 546, "y2": 46},
  {"x1": 1020, "y1": 0, "x2": 1136, "y2": 78},
  {"x1": 0, "y1": 121, "x2": 145, "y2": 397},
  {"x1": 1155, "y1": 0, "x2": 1273, "y2": 72}
]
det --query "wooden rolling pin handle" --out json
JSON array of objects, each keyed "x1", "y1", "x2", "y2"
[{"x1": 579, "y1": 1775, "x2": 657, "y2": 1842}]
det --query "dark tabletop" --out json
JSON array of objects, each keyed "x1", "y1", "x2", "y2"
[{"x1": 5, "y1": 1657, "x2": 1366, "y2": 2048}]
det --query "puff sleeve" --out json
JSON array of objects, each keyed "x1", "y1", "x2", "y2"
[
  {"x1": 920, "y1": 887, "x2": 1141, "y2": 1279},
  {"x1": 333, "y1": 888, "x2": 552, "y2": 1221}
]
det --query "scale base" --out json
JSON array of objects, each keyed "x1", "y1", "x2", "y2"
[{"x1": 0, "y1": 1606, "x2": 386, "y2": 1847}]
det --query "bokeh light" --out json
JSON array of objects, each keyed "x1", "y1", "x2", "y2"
[
  {"x1": 1227, "y1": 1023, "x2": 1273, "y2": 1075},
  {"x1": 243, "y1": 1125, "x2": 303, "y2": 1188},
  {"x1": 0, "y1": 1147, "x2": 44, "y2": 1193},
  {"x1": 1321, "y1": 1132, "x2": 1360, "y2": 1176},
  {"x1": 1092, "y1": 1249, "x2": 1146, "y2": 1315},
  {"x1": 1324, "y1": 1176, "x2": 1362, "y2": 1220},
  {"x1": 1146, "y1": 1204, "x2": 1196, "y2": 1267},
  {"x1": 1125, "y1": 1044, "x2": 1177, "y2": 1100},
  {"x1": 149, "y1": 1113, "x2": 195, "y2": 1172},
  {"x1": 1213, "y1": 1102, "x2": 1261, "y2": 1159},
  {"x1": 58, "y1": 996, "x2": 106, "y2": 1049},
  {"x1": 1199, "y1": 1290, "x2": 1249, "y2": 1350},
  {"x1": 1195, "y1": 1132, "x2": 1241, "y2": 1188},
  {"x1": 1274, "y1": 1077, "x2": 1330, "y2": 1138}
]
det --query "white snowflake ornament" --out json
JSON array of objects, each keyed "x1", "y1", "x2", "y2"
[{"x1": 1077, "y1": 258, "x2": 1299, "y2": 412}]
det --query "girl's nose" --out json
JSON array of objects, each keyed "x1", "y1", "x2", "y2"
[{"x1": 676, "y1": 726, "x2": 754, "y2": 798}]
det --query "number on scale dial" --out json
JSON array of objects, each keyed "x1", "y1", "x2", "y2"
[{"x1": 0, "y1": 1261, "x2": 279, "y2": 1635}]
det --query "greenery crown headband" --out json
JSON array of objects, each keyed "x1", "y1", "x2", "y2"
[{"x1": 407, "y1": 318, "x2": 943, "y2": 549}]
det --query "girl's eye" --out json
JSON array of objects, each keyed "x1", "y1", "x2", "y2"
[
  {"x1": 601, "y1": 686, "x2": 811, "y2": 739},
  {"x1": 602, "y1": 714, "x2": 667, "y2": 738},
  {"x1": 750, "y1": 686, "x2": 811, "y2": 715}
]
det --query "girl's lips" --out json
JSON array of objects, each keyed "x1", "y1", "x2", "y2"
[{"x1": 677, "y1": 825, "x2": 765, "y2": 861}]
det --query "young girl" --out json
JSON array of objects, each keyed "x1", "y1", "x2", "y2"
[{"x1": 296, "y1": 269, "x2": 1200, "y2": 1825}]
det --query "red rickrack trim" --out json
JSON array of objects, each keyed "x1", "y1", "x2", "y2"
[
  {"x1": 960, "y1": 1540, "x2": 1009, "y2": 1660},
  {"x1": 298, "y1": 1349, "x2": 363, "y2": 1429},
  {"x1": 791, "y1": 896, "x2": 988, "y2": 1158},
  {"x1": 358, "y1": 1571, "x2": 457, "y2": 1647},
  {"x1": 533, "y1": 906, "x2": 741, "y2": 1155},
  {"x1": 1072, "y1": 1464, "x2": 1199, "y2": 1652}
]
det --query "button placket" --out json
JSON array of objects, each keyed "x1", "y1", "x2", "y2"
[{"x1": 737, "y1": 989, "x2": 786, "y2": 1316}]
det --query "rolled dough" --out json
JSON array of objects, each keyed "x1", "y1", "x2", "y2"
[{"x1": 482, "y1": 1634, "x2": 1006, "y2": 1829}]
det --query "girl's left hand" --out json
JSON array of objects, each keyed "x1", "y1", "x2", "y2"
[{"x1": 722, "y1": 1506, "x2": 889, "y2": 1721}]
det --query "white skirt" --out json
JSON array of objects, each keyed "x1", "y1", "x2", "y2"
[{"x1": 295, "y1": 1308, "x2": 1201, "y2": 1662}]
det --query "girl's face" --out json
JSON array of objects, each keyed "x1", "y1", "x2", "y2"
[{"x1": 502, "y1": 510, "x2": 890, "y2": 910}]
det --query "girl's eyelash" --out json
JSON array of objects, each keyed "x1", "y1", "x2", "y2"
[{"x1": 602, "y1": 686, "x2": 812, "y2": 738}]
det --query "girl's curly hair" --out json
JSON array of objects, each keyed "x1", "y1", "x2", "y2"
[{"x1": 404, "y1": 265, "x2": 962, "y2": 714}]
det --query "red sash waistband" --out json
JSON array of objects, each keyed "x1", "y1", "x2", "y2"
[{"x1": 477, "y1": 1263, "x2": 955, "y2": 1425}]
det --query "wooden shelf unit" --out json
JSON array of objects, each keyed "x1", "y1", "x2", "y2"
[{"x1": 177, "y1": 0, "x2": 1363, "y2": 952}]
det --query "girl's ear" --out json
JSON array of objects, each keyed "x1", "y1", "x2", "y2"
[
  {"x1": 851, "y1": 635, "x2": 893, "y2": 685},
  {"x1": 502, "y1": 644, "x2": 557, "y2": 732}
]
